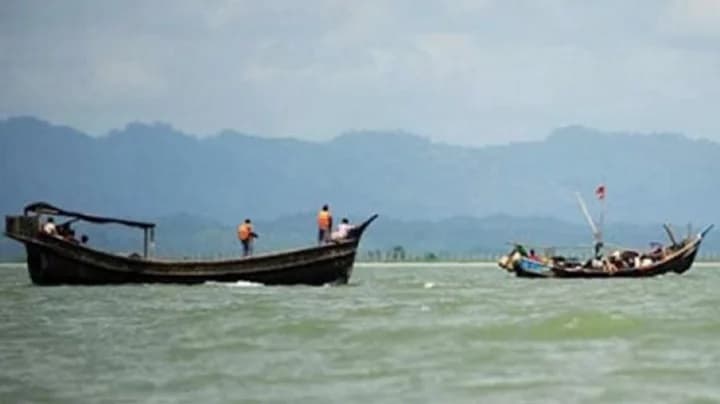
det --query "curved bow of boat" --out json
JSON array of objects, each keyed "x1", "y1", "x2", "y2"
[
  {"x1": 348, "y1": 214, "x2": 379, "y2": 240},
  {"x1": 671, "y1": 224, "x2": 713, "y2": 274},
  {"x1": 699, "y1": 224, "x2": 714, "y2": 240}
]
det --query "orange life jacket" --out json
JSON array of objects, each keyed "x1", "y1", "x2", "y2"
[
  {"x1": 238, "y1": 223, "x2": 253, "y2": 241},
  {"x1": 317, "y1": 210, "x2": 331, "y2": 230}
]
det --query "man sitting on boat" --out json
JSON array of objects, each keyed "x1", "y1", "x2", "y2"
[
  {"x1": 42, "y1": 217, "x2": 57, "y2": 236},
  {"x1": 528, "y1": 249, "x2": 541, "y2": 261},
  {"x1": 647, "y1": 242, "x2": 665, "y2": 261},
  {"x1": 56, "y1": 222, "x2": 79, "y2": 243},
  {"x1": 64, "y1": 228, "x2": 79, "y2": 244},
  {"x1": 237, "y1": 219, "x2": 259, "y2": 257},
  {"x1": 331, "y1": 218, "x2": 354, "y2": 242}
]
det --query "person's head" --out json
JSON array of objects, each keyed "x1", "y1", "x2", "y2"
[
  {"x1": 244, "y1": 218, "x2": 251, "y2": 224},
  {"x1": 530, "y1": 249, "x2": 535, "y2": 255},
  {"x1": 341, "y1": 218, "x2": 349, "y2": 224},
  {"x1": 322, "y1": 204, "x2": 329, "y2": 211},
  {"x1": 81, "y1": 235, "x2": 88, "y2": 244},
  {"x1": 47, "y1": 217, "x2": 54, "y2": 223}
]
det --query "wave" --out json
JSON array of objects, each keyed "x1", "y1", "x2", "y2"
[{"x1": 203, "y1": 280, "x2": 263, "y2": 288}]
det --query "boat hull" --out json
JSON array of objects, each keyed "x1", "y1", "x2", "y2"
[
  {"x1": 511, "y1": 234, "x2": 705, "y2": 279},
  {"x1": 5, "y1": 206, "x2": 377, "y2": 286},
  {"x1": 23, "y1": 239, "x2": 359, "y2": 286}
]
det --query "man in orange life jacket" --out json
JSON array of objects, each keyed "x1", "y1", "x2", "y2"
[
  {"x1": 317, "y1": 204, "x2": 332, "y2": 245},
  {"x1": 237, "y1": 219, "x2": 258, "y2": 257}
]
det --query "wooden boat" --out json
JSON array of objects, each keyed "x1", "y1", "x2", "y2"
[
  {"x1": 4, "y1": 202, "x2": 378, "y2": 286},
  {"x1": 498, "y1": 225, "x2": 713, "y2": 278}
]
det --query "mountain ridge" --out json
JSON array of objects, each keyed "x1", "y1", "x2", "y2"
[{"x1": 1, "y1": 116, "x2": 718, "y2": 226}]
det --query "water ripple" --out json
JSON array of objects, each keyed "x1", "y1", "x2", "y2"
[{"x1": 1, "y1": 264, "x2": 720, "y2": 403}]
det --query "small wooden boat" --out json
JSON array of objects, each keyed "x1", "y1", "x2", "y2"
[
  {"x1": 498, "y1": 225, "x2": 713, "y2": 278},
  {"x1": 4, "y1": 202, "x2": 378, "y2": 286}
]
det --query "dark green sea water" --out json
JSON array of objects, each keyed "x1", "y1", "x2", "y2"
[{"x1": 1, "y1": 263, "x2": 720, "y2": 403}]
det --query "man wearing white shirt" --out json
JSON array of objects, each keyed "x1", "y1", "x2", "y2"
[
  {"x1": 331, "y1": 218, "x2": 354, "y2": 241},
  {"x1": 42, "y1": 217, "x2": 57, "y2": 236}
]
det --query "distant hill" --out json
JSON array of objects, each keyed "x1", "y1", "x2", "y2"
[{"x1": 1, "y1": 116, "x2": 719, "y2": 228}]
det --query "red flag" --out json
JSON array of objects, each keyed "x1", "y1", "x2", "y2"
[{"x1": 595, "y1": 184, "x2": 606, "y2": 200}]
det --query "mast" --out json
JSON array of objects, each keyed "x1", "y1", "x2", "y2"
[
  {"x1": 598, "y1": 189, "x2": 605, "y2": 244},
  {"x1": 575, "y1": 192, "x2": 600, "y2": 241},
  {"x1": 576, "y1": 190, "x2": 604, "y2": 258}
]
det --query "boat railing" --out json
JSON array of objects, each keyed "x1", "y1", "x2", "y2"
[{"x1": 5, "y1": 215, "x2": 40, "y2": 239}]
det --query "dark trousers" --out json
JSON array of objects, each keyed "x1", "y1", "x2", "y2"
[
  {"x1": 318, "y1": 229, "x2": 328, "y2": 244},
  {"x1": 241, "y1": 240, "x2": 252, "y2": 257}
]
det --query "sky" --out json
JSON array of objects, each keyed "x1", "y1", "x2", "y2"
[{"x1": 1, "y1": 0, "x2": 720, "y2": 145}]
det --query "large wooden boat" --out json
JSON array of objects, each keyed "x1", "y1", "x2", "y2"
[
  {"x1": 4, "y1": 202, "x2": 378, "y2": 286},
  {"x1": 498, "y1": 225, "x2": 713, "y2": 278}
]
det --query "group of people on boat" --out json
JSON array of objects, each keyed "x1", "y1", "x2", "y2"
[
  {"x1": 41, "y1": 217, "x2": 88, "y2": 245},
  {"x1": 236, "y1": 204, "x2": 355, "y2": 257},
  {"x1": 317, "y1": 204, "x2": 354, "y2": 244},
  {"x1": 502, "y1": 239, "x2": 676, "y2": 274},
  {"x1": 36, "y1": 204, "x2": 351, "y2": 258},
  {"x1": 601, "y1": 243, "x2": 673, "y2": 271}
]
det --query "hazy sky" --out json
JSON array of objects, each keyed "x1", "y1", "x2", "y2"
[{"x1": 1, "y1": 0, "x2": 719, "y2": 145}]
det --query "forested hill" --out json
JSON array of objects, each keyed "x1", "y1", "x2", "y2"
[{"x1": 1, "y1": 116, "x2": 719, "y2": 227}]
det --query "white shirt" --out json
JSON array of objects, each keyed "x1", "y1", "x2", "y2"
[
  {"x1": 331, "y1": 223, "x2": 354, "y2": 240},
  {"x1": 43, "y1": 222, "x2": 57, "y2": 235}
]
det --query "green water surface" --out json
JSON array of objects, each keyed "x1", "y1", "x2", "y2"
[{"x1": 1, "y1": 263, "x2": 719, "y2": 403}]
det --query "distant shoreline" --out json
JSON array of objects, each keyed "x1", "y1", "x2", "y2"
[
  {"x1": 357, "y1": 262, "x2": 720, "y2": 268},
  {"x1": 2, "y1": 261, "x2": 720, "y2": 268},
  {"x1": 356, "y1": 262, "x2": 499, "y2": 268}
]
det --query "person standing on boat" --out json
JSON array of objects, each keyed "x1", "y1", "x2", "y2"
[
  {"x1": 237, "y1": 219, "x2": 258, "y2": 257},
  {"x1": 317, "y1": 204, "x2": 332, "y2": 244}
]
